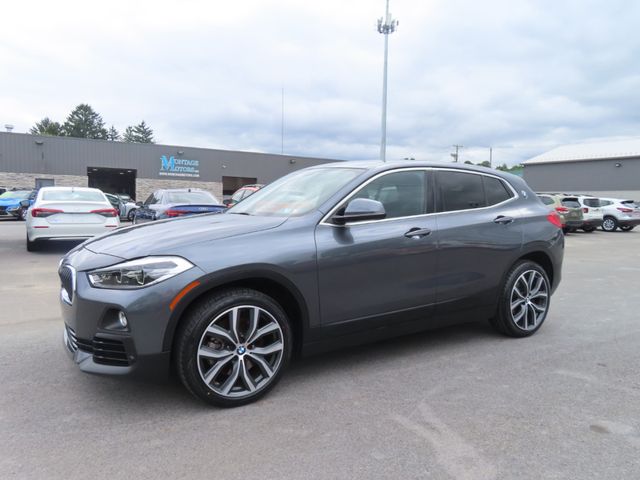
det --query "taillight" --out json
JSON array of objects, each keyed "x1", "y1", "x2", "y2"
[
  {"x1": 555, "y1": 206, "x2": 569, "y2": 213},
  {"x1": 546, "y1": 212, "x2": 563, "y2": 228},
  {"x1": 165, "y1": 209, "x2": 187, "y2": 217},
  {"x1": 31, "y1": 208, "x2": 63, "y2": 218},
  {"x1": 582, "y1": 207, "x2": 588, "y2": 213},
  {"x1": 91, "y1": 208, "x2": 118, "y2": 217},
  {"x1": 617, "y1": 207, "x2": 633, "y2": 213}
]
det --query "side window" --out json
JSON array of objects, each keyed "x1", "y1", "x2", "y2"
[
  {"x1": 600, "y1": 200, "x2": 612, "y2": 206},
  {"x1": 351, "y1": 170, "x2": 426, "y2": 219},
  {"x1": 144, "y1": 194, "x2": 155, "y2": 205},
  {"x1": 538, "y1": 196, "x2": 555, "y2": 206},
  {"x1": 483, "y1": 176, "x2": 513, "y2": 206},
  {"x1": 231, "y1": 190, "x2": 245, "y2": 202},
  {"x1": 437, "y1": 171, "x2": 485, "y2": 212}
]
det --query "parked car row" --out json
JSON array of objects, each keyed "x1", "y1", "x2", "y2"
[{"x1": 536, "y1": 192, "x2": 640, "y2": 233}]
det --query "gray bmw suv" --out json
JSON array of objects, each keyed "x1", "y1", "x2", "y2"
[{"x1": 60, "y1": 161, "x2": 564, "y2": 407}]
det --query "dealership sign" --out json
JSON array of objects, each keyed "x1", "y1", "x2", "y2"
[{"x1": 160, "y1": 155, "x2": 200, "y2": 177}]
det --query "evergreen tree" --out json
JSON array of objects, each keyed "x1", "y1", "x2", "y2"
[
  {"x1": 107, "y1": 125, "x2": 120, "y2": 141},
  {"x1": 123, "y1": 121, "x2": 155, "y2": 143},
  {"x1": 122, "y1": 126, "x2": 136, "y2": 143},
  {"x1": 133, "y1": 120, "x2": 154, "y2": 143},
  {"x1": 29, "y1": 117, "x2": 63, "y2": 136},
  {"x1": 62, "y1": 104, "x2": 108, "y2": 139}
]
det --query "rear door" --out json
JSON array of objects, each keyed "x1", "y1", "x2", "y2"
[{"x1": 434, "y1": 170, "x2": 523, "y2": 316}]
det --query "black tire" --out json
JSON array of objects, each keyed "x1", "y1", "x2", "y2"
[
  {"x1": 26, "y1": 234, "x2": 40, "y2": 252},
  {"x1": 562, "y1": 227, "x2": 570, "y2": 234},
  {"x1": 602, "y1": 216, "x2": 618, "y2": 232},
  {"x1": 489, "y1": 260, "x2": 551, "y2": 338},
  {"x1": 127, "y1": 209, "x2": 136, "y2": 222},
  {"x1": 582, "y1": 226, "x2": 595, "y2": 233},
  {"x1": 620, "y1": 225, "x2": 634, "y2": 232},
  {"x1": 175, "y1": 288, "x2": 292, "y2": 407}
]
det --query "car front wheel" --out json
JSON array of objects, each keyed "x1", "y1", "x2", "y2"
[
  {"x1": 175, "y1": 288, "x2": 292, "y2": 407},
  {"x1": 489, "y1": 260, "x2": 550, "y2": 337},
  {"x1": 602, "y1": 216, "x2": 618, "y2": 232}
]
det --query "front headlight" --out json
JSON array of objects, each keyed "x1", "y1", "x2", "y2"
[{"x1": 88, "y1": 256, "x2": 194, "y2": 289}]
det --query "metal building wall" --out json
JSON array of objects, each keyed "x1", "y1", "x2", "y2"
[
  {"x1": 0, "y1": 132, "x2": 337, "y2": 183},
  {"x1": 523, "y1": 157, "x2": 640, "y2": 195}
]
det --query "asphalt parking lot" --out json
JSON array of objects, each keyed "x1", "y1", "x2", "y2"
[{"x1": 1, "y1": 218, "x2": 639, "y2": 480}]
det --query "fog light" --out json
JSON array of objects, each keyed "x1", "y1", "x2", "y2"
[{"x1": 118, "y1": 311, "x2": 128, "y2": 328}]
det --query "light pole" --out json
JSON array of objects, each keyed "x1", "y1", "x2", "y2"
[
  {"x1": 451, "y1": 144, "x2": 463, "y2": 162},
  {"x1": 377, "y1": 0, "x2": 398, "y2": 162}
]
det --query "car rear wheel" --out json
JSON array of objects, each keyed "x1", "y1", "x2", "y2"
[
  {"x1": 489, "y1": 261, "x2": 550, "y2": 337},
  {"x1": 127, "y1": 209, "x2": 136, "y2": 221},
  {"x1": 620, "y1": 225, "x2": 634, "y2": 232},
  {"x1": 582, "y1": 225, "x2": 595, "y2": 232},
  {"x1": 175, "y1": 288, "x2": 292, "y2": 407},
  {"x1": 602, "y1": 216, "x2": 618, "y2": 232}
]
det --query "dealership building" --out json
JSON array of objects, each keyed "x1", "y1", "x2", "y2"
[
  {"x1": 0, "y1": 132, "x2": 335, "y2": 201},
  {"x1": 523, "y1": 138, "x2": 640, "y2": 199}
]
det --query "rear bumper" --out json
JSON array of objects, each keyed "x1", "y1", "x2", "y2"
[
  {"x1": 618, "y1": 219, "x2": 640, "y2": 227},
  {"x1": 28, "y1": 223, "x2": 119, "y2": 241},
  {"x1": 563, "y1": 220, "x2": 583, "y2": 228}
]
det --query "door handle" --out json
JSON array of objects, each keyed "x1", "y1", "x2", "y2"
[
  {"x1": 404, "y1": 227, "x2": 432, "y2": 238},
  {"x1": 494, "y1": 215, "x2": 514, "y2": 225}
]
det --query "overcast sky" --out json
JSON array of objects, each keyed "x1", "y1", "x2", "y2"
[{"x1": 1, "y1": 0, "x2": 639, "y2": 165}]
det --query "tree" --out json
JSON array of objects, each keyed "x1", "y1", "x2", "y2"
[
  {"x1": 62, "y1": 104, "x2": 107, "y2": 139},
  {"x1": 29, "y1": 117, "x2": 62, "y2": 136},
  {"x1": 478, "y1": 160, "x2": 491, "y2": 168},
  {"x1": 106, "y1": 125, "x2": 120, "y2": 141},
  {"x1": 464, "y1": 160, "x2": 473, "y2": 165},
  {"x1": 123, "y1": 121, "x2": 154, "y2": 143}
]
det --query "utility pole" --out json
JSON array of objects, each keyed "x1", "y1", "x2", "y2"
[
  {"x1": 377, "y1": 0, "x2": 398, "y2": 162},
  {"x1": 489, "y1": 146, "x2": 493, "y2": 168},
  {"x1": 451, "y1": 144, "x2": 463, "y2": 162},
  {"x1": 281, "y1": 87, "x2": 284, "y2": 155}
]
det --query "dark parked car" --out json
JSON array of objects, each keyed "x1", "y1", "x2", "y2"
[
  {"x1": 133, "y1": 188, "x2": 225, "y2": 223},
  {"x1": 59, "y1": 161, "x2": 564, "y2": 407}
]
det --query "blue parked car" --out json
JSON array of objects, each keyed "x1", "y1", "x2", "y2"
[
  {"x1": 0, "y1": 190, "x2": 36, "y2": 220},
  {"x1": 133, "y1": 188, "x2": 226, "y2": 224}
]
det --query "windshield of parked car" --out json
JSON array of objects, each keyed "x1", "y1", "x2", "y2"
[
  {"x1": 42, "y1": 190, "x2": 106, "y2": 202},
  {"x1": 0, "y1": 190, "x2": 30, "y2": 199},
  {"x1": 165, "y1": 191, "x2": 220, "y2": 204},
  {"x1": 228, "y1": 167, "x2": 365, "y2": 217}
]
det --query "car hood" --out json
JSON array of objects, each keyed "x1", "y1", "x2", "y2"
[
  {"x1": 0, "y1": 198, "x2": 21, "y2": 207},
  {"x1": 82, "y1": 213, "x2": 287, "y2": 259}
]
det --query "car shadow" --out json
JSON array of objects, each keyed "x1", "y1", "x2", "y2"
[{"x1": 64, "y1": 320, "x2": 501, "y2": 412}]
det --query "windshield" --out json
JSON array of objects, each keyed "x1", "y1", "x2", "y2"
[
  {"x1": 42, "y1": 190, "x2": 106, "y2": 202},
  {"x1": 229, "y1": 167, "x2": 365, "y2": 217},
  {"x1": 165, "y1": 191, "x2": 219, "y2": 204},
  {"x1": 0, "y1": 191, "x2": 30, "y2": 200}
]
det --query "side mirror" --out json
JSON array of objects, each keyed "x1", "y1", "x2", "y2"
[
  {"x1": 223, "y1": 199, "x2": 232, "y2": 206},
  {"x1": 332, "y1": 198, "x2": 386, "y2": 225},
  {"x1": 19, "y1": 200, "x2": 30, "y2": 208}
]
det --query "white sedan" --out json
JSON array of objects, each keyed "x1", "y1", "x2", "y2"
[{"x1": 26, "y1": 187, "x2": 120, "y2": 251}]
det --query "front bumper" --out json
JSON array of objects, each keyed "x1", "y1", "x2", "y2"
[{"x1": 60, "y1": 249, "x2": 205, "y2": 379}]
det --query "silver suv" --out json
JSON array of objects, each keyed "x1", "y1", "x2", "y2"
[{"x1": 599, "y1": 198, "x2": 640, "y2": 232}]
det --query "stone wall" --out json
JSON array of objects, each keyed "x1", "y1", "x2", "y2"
[
  {"x1": 0, "y1": 172, "x2": 88, "y2": 189},
  {"x1": 0, "y1": 172, "x2": 223, "y2": 202}
]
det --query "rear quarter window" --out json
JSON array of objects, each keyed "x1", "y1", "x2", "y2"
[
  {"x1": 483, "y1": 176, "x2": 513, "y2": 206},
  {"x1": 538, "y1": 196, "x2": 555, "y2": 206}
]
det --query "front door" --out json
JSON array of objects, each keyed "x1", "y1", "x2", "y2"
[{"x1": 315, "y1": 169, "x2": 439, "y2": 333}]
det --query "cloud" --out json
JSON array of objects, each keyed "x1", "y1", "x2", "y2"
[{"x1": 1, "y1": 0, "x2": 639, "y2": 165}]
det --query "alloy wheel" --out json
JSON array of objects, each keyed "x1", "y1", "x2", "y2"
[
  {"x1": 510, "y1": 270, "x2": 549, "y2": 331},
  {"x1": 602, "y1": 218, "x2": 616, "y2": 231},
  {"x1": 197, "y1": 305, "x2": 284, "y2": 398}
]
